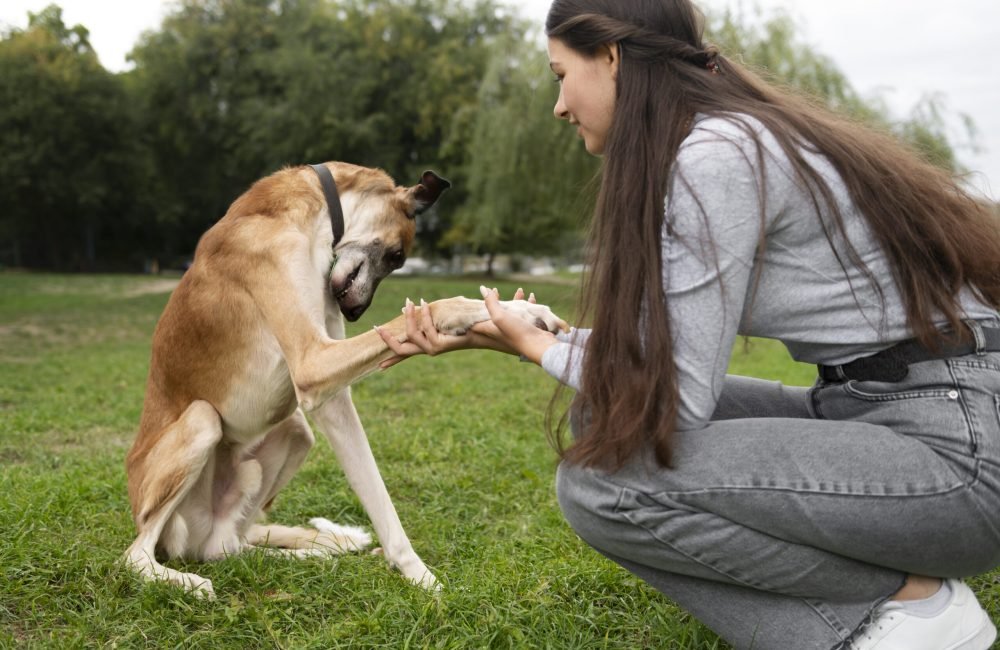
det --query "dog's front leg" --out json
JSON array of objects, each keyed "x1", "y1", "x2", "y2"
[{"x1": 310, "y1": 387, "x2": 436, "y2": 589}]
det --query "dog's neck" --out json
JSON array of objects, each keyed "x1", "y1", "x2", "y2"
[{"x1": 310, "y1": 164, "x2": 345, "y2": 248}]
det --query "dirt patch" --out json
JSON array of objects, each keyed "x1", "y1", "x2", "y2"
[
  {"x1": 28, "y1": 276, "x2": 180, "y2": 298},
  {"x1": 5, "y1": 621, "x2": 28, "y2": 646},
  {"x1": 47, "y1": 429, "x2": 133, "y2": 457},
  {"x1": 0, "y1": 277, "x2": 171, "y2": 352},
  {"x1": 0, "y1": 322, "x2": 46, "y2": 338},
  {"x1": 121, "y1": 279, "x2": 180, "y2": 298},
  {"x1": 10, "y1": 428, "x2": 135, "y2": 461},
  {"x1": 0, "y1": 448, "x2": 25, "y2": 464},
  {"x1": 0, "y1": 321, "x2": 62, "y2": 356},
  {"x1": 0, "y1": 320, "x2": 90, "y2": 352}
]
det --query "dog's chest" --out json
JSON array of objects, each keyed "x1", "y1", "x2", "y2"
[{"x1": 218, "y1": 334, "x2": 298, "y2": 440}]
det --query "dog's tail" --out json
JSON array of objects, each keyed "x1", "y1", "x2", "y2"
[{"x1": 246, "y1": 519, "x2": 372, "y2": 553}]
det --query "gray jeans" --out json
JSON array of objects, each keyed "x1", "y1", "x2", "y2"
[{"x1": 555, "y1": 321, "x2": 1000, "y2": 650}]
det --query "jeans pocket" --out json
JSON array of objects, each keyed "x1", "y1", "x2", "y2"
[
  {"x1": 835, "y1": 377, "x2": 975, "y2": 469},
  {"x1": 841, "y1": 379, "x2": 955, "y2": 402}
]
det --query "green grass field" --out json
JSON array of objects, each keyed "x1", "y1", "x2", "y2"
[{"x1": 0, "y1": 273, "x2": 994, "y2": 649}]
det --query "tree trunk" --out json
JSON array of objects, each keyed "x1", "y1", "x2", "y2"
[{"x1": 485, "y1": 251, "x2": 495, "y2": 278}]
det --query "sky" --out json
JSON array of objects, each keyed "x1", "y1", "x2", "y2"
[{"x1": 2, "y1": 0, "x2": 998, "y2": 200}]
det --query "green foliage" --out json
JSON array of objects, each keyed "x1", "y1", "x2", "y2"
[
  {"x1": 710, "y1": 9, "x2": 860, "y2": 113},
  {"x1": 0, "y1": 2, "x2": 987, "y2": 271},
  {"x1": 0, "y1": 5, "x2": 149, "y2": 270},
  {"x1": 126, "y1": 0, "x2": 519, "y2": 257},
  {"x1": 443, "y1": 36, "x2": 599, "y2": 264}
]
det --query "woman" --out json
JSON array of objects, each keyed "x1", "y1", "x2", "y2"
[{"x1": 376, "y1": 0, "x2": 1000, "y2": 647}]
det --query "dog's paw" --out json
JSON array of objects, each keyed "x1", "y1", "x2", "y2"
[
  {"x1": 391, "y1": 553, "x2": 439, "y2": 591},
  {"x1": 427, "y1": 297, "x2": 489, "y2": 336},
  {"x1": 497, "y1": 300, "x2": 569, "y2": 333},
  {"x1": 155, "y1": 567, "x2": 216, "y2": 599},
  {"x1": 126, "y1": 552, "x2": 216, "y2": 599},
  {"x1": 427, "y1": 295, "x2": 567, "y2": 337},
  {"x1": 175, "y1": 572, "x2": 216, "y2": 599}
]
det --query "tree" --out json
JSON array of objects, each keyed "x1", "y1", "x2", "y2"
[
  {"x1": 442, "y1": 36, "x2": 599, "y2": 274},
  {"x1": 0, "y1": 5, "x2": 146, "y2": 269},
  {"x1": 126, "y1": 0, "x2": 517, "y2": 260},
  {"x1": 0, "y1": 3, "x2": 983, "y2": 271}
]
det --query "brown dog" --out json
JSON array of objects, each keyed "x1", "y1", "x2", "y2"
[{"x1": 124, "y1": 162, "x2": 566, "y2": 597}]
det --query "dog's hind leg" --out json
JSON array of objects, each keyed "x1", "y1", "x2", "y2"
[
  {"x1": 311, "y1": 388, "x2": 438, "y2": 589},
  {"x1": 240, "y1": 409, "x2": 373, "y2": 556},
  {"x1": 243, "y1": 409, "x2": 316, "y2": 516},
  {"x1": 124, "y1": 400, "x2": 222, "y2": 598}
]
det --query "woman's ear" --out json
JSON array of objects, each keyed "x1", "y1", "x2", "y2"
[{"x1": 603, "y1": 42, "x2": 621, "y2": 81}]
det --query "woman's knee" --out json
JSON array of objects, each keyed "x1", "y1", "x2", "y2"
[{"x1": 555, "y1": 460, "x2": 625, "y2": 551}]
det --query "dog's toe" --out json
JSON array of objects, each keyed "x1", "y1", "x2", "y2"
[
  {"x1": 192, "y1": 580, "x2": 216, "y2": 600},
  {"x1": 175, "y1": 571, "x2": 215, "y2": 599}
]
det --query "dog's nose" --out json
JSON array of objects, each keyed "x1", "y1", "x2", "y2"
[{"x1": 343, "y1": 304, "x2": 368, "y2": 322}]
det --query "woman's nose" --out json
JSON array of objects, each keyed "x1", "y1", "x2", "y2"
[{"x1": 553, "y1": 90, "x2": 569, "y2": 120}]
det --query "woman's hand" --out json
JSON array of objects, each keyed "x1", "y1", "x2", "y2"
[
  {"x1": 375, "y1": 287, "x2": 560, "y2": 369},
  {"x1": 375, "y1": 296, "x2": 500, "y2": 369},
  {"x1": 478, "y1": 286, "x2": 560, "y2": 365}
]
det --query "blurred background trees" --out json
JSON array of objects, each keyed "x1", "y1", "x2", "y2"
[
  {"x1": 0, "y1": 5, "x2": 147, "y2": 270},
  {"x1": 0, "y1": 0, "x2": 981, "y2": 271}
]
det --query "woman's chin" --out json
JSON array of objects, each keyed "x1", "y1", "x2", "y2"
[{"x1": 577, "y1": 130, "x2": 604, "y2": 155}]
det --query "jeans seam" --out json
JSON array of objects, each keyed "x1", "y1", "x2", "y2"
[
  {"x1": 613, "y1": 485, "x2": 768, "y2": 592},
  {"x1": 947, "y1": 359, "x2": 984, "y2": 488},
  {"x1": 841, "y1": 381, "x2": 953, "y2": 401},
  {"x1": 802, "y1": 599, "x2": 852, "y2": 639},
  {"x1": 652, "y1": 481, "x2": 966, "y2": 499},
  {"x1": 951, "y1": 358, "x2": 1000, "y2": 372},
  {"x1": 596, "y1": 466, "x2": 962, "y2": 498},
  {"x1": 806, "y1": 382, "x2": 823, "y2": 419}
]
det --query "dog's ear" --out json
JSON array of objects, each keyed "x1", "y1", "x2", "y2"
[{"x1": 410, "y1": 171, "x2": 451, "y2": 216}]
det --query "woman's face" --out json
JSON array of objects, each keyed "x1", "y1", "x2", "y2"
[{"x1": 548, "y1": 38, "x2": 618, "y2": 155}]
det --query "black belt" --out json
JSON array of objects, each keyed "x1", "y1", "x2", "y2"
[{"x1": 818, "y1": 325, "x2": 1000, "y2": 383}]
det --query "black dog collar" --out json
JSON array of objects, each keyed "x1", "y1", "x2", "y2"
[{"x1": 310, "y1": 164, "x2": 345, "y2": 248}]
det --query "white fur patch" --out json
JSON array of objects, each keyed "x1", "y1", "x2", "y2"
[{"x1": 309, "y1": 517, "x2": 372, "y2": 549}]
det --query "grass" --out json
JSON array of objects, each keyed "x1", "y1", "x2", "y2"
[{"x1": 0, "y1": 272, "x2": 995, "y2": 649}]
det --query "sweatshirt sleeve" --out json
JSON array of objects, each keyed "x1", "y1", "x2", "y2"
[
  {"x1": 556, "y1": 327, "x2": 592, "y2": 346},
  {"x1": 539, "y1": 327, "x2": 590, "y2": 390}
]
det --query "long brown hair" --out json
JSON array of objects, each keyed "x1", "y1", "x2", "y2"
[{"x1": 546, "y1": 0, "x2": 1000, "y2": 470}]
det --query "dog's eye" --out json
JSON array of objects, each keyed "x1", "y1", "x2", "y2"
[{"x1": 388, "y1": 249, "x2": 406, "y2": 269}]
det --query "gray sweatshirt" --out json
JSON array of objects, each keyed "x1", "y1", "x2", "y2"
[{"x1": 540, "y1": 114, "x2": 999, "y2": 431}]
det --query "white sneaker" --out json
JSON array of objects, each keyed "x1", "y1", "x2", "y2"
[{"x1": 849, "y1": 580, "x2": 997, "y2": 650}]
